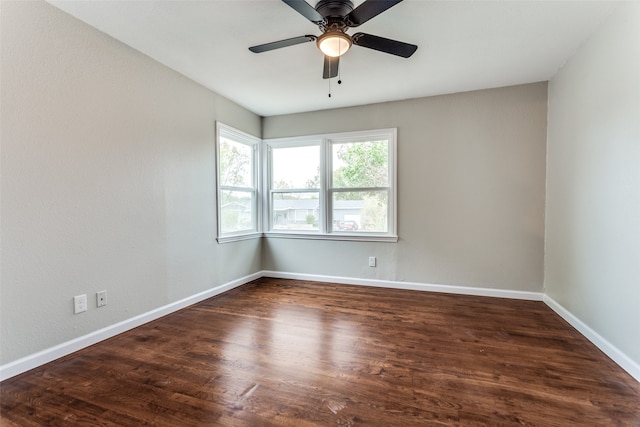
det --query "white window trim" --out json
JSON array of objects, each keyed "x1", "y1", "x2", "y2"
[
  {"x1": 263, "y1": 128, "x2": 398, "y2": 242},
  {"x1": 216, "y1": 122, "x2": 261, "y2": 243},
  {"x1": 264, "y1": 137, "x2": 322, "y2": 235}
]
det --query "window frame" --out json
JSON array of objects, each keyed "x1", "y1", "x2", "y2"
[
  {"x1": 264, "y1": 137, "x2": 323, "y2": 235},
  {"x1": 264, "y1": 128, "x2": 397, "y2": 242},
  {"x1": 216, "y1": 122, "x2": 261, "y2": 243}
]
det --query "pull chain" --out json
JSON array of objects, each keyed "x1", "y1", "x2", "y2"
[
  {"x1": 338, "y1": 41, "x2": 342, "y2": 85},
  {"x1": 327, "y1": 52, "x2": 343, "y2": 97},
  {"x1": 338, "y1": 53, "x2": 342, "y2": 85},
  {"x1": 328, "y1": 55, "x2": 332, "y2": 97}
]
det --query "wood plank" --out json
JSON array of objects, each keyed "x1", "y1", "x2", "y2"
[{"x1": 2, "y1": 278, "x2": 639, "y2": 426}]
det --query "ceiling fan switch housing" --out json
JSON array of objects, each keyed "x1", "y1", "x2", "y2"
[{"x1": 316, "y1": 0, "x2": 354, "y2": 18}]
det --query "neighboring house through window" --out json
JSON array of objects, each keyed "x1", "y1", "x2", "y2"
[
  {"x1": 266, "y1": 128, "x2": 397, "y2": 242},
  {"x1": 216, "y1": 124, "x2": 397, "y2": 242}
]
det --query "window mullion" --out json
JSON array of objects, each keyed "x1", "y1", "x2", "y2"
[
  {"x1": 264, "y1": 128, "x2": 396, "y2": 239},
  {"x1": 264, "y1": 144, "x2": 272, "y2": 234},
  {"x1": 220, "y1": 186, "x2": 256, "y2": 192},
  {"x1": 320, "y1": 137, "x2": 328, "y2": 234},
  {"x1": 270, "y1": 188, "x2": 319, "y2": 194},
  {"x1": 330, "y1": 187, "x2": 389, "y2": 193}
]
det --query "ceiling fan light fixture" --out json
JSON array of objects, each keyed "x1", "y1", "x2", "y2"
[{"x1": 317, "y1": 32, "x2": 352, "y2": 57}]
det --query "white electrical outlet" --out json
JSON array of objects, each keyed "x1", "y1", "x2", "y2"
[
  {"x1": 96, "y1": 290, "x2": 107, "y2": 308},
  {"x1": 369, "y1": 256, "x2": 377, "y2": 267},
  {"x1": 73, "y1": 294, "x2": 87, "y2": 314}
]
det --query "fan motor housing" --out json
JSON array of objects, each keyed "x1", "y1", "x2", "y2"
[{"x1": 315, "y1": 0, "x2": 354, "y2": 18}]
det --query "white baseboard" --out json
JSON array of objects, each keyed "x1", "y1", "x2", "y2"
[
  {"x1": 266, "y1": 271, "x2": 638, "y2": 383},
  {"x1": 4, "y1": 270, "x2": 637, "y2": 385},
  {"x1": 262, "y1": 270, "x2": 544, "y2": 301},
  {"x1": 0, "y1": 271, "x2": 542, "y2": 382},
  {"x1": 0, "y1": 271, "x2": 262, "y2": 382},
  {"x1": 543, "y1": 295, "x2": 640, "y2": 383}
]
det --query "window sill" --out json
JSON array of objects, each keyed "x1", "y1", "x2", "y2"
[
  {"x1": 217, "y1": 232, "x2": 262, "y2": 244},
  {"x1": 263, "y1": 232, "x2": 398, "y2": 243},
  {"x1": 218, "y1": 231, "x2": 399, "y2": 244}
]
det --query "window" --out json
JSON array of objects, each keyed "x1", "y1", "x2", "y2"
[
  {"x1": 216, "y1": 123, "x2": 260, "y2": 241},
  {"x1": 269, "y1": 142, "x2": 320, "y2": 232},
  {"x1": 330, "y1": 138, "x2": 390, "y2": 233},
  {"x1": 266, "y1": 129, "x2": 397, "y2": 241},
  {"x1": 215, "y1": 126, "x2": 397, "y2": 242}
]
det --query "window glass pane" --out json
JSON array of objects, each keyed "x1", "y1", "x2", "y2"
[
  {"x1": 272, "y1": 192, "x2": 319, "y2": 231},
  {"x1": 220, "y1": 190, "x2": 255, "y2": 233},
  {"x1": 272, "y1": 145, "x2": 320, "y2": 189},
  {"x1": 332, "y1": 140, "x2": 388, "y2": 188},
  {"x1": 219, "y1": 137, "x2": 252, "y2": 188},
  {"x1": 265, "y1": 128, "x2": 396, "y2": 238},
  {"x1": 332, "y1": 191, "x2": 388, "y2": 232}
]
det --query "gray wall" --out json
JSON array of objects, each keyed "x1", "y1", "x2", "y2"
[
  {"x1": 263, "y1": 83, "x2": 548, "y2": 291},
  {"x1": 11, "y1": 0, "x2": 634, "y2": 376},
  {"x1": 545, "y1": 3, "x2": 640, "y2": 365},
  {"x1": 0, "y1": 1, "x2": 262, "y2": 365}
]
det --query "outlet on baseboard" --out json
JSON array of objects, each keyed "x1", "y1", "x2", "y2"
[
  {"x1": 96, "y1": 290, "x2": 107, "y2": 307},
  {"x1": 73, "y1": 294, "x2": 87, "y2": 314}
]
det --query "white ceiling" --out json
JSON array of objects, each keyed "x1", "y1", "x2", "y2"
[{"x1": 48, "y1": 0, "x2": 616, "y2": 117}]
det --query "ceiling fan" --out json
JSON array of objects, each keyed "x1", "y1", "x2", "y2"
[{"x1": 249, "y1": 0, "x2": 418, "y2": 79}]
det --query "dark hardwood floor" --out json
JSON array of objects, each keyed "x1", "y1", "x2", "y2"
[{"x1": 1, "y1": 278, "x2": 639, "y2": 426}]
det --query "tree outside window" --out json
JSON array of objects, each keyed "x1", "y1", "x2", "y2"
[
  {"x1": 266, "y1": 129, "x2": 396, "y2": 239},
  {"x1": 217, "y1": 124, "x2": 259, "y2": 239}
]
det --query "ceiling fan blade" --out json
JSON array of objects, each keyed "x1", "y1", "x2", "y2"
[
  {"x1": 352, "y1": 32, "x2": 417, "y2": 58},
  {"x1": 323, "y1": 55, "x2": 339, "y2": 79},
  {"x1": 249, "y1": 35, "x2": 317, "y2": 53},
  {"x1": 346, "y1": 0, "x2": 403, "y2": 27},
  {"x1": 282, "y1": 0, "x2": 324, "y2": 24}
]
